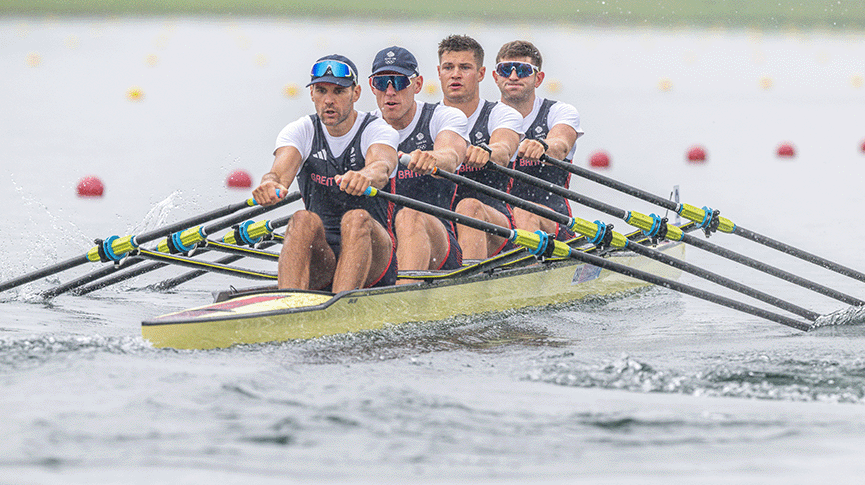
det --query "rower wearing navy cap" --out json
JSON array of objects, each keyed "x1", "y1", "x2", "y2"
[
  {"x1": 437, "y1": 35, "x2": 524, "y2": 260},
  {"x1": 493, "y1": 40, "x2": 583, "y2": 241},
  {"x1": 369, "y1": 46, "x2": 469, "y2": 283},
  {"x1": 252, "y1": 54, "x2": 400, "y2": 292}
]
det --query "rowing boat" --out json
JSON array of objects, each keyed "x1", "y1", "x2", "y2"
[{"x1": 141, "y1": 238, "x2": 685, "y2": 349}]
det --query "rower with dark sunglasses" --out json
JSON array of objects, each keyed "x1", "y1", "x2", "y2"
[
  {"x1": 437, "y1": 34, "x2": 524, "y2": 261},
  {"x1": 368, "y1": 46, "x2": 469, "y2": 283},
  {"x1": 252, "y1": 54, "x2": 401, "y2": 292},
  {"x1": 492, "y1": 40, "x2": 583, "y2": 242}
]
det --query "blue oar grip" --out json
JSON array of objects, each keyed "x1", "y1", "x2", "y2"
[
  {"x1": 169, "y1": 229, "x2": 198, "y2": 254},
  {"x1": 528, "y1": 230, "x2": 549, "y2": 257},
  {"x1": 251, "y1": 188, "x2": 281, "y2": 206}
]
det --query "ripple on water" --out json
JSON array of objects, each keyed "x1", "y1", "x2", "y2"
[{"x1": 526, "y1": 352, "x2": 865, "y2": 404}]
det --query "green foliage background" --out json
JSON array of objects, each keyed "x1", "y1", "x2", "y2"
[{"x1": 3, "y1": 0, "x2": 864, "y2": 30}]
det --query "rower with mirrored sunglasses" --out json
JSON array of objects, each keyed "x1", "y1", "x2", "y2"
[
  {"x1": 492, "y1": 40, "x2": 584, "y2": 242},
  {"x1": 436, "y1": 34, "x2": 524, "y2": 261},
  {"x1": 252, "y1": 54, "x2": 401, "y2": 292},
  {"x1": 368, "y1": 46, "x2": 469, "y2": 282}
]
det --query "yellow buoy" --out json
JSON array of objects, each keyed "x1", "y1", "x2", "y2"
[
  {"x1": 25, "y1": 52, "x2": 41, "y2": 67},
  {"x1": 759, "y1": 76, "x2": 773, "y2": 90},
  {"x1": 852, "y1": 75, "x2": 863, "y2": 89},
  {"x1": 424, "y1": 83, "x2": 439, "y2": 95},
  {"x1": 126, "y1": 86, "x2": 145, "y2": 101},
  {"x1": 657, "y1": 78, "x2": 673, "y2": 91},
  {"x1": 255, "y1": 54, "x2": 269, "y2": 67},
  {"x1": 545, "y1": 79, "x2": 562, "y2": 94},
  {"x1": 145, "y1": 54, "x2": 158, "y2": 67},
  {"x1": 283, "y1": 83, "x2": 299, "y2": 98}
]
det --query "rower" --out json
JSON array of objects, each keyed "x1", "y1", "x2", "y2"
[
  {"x1": 252, "y1": 54, "x2": 400, "y2": 292},
  {"x1": 369, "y1": 46, "x2": 469, "y2": 283},
  {"x1": 437, "y1": 35, "x2": 524, "y2": 260},
  {"x1": 493, "y1": 40, "x2": 583, "y2": 240}
]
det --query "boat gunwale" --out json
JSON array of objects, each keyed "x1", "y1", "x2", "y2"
[{"x1": 141, "y1": 240, "x2": 684, "y2": 328}]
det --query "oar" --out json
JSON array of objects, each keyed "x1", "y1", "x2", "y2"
[
  {"x1": 35, "y1": 192, "x2": 300, "y2": 298},
  {"x1": 423, "y1": 163, "x2": 821, "y2": 321},
  {"x1": 363, "y1": 185, "x2": 812, "y2": 332},
  {"x1": 481, "y1": 158, "x2": 864, "y2": 307},
  {"x1": 0, "y1": 197, "x2": 266, "y2": 294},
  {"x1": 539, "y1": 153, "x2": 865, "y2": 284},
  {"x1": 146, "y1": 240, "x2": 282, "y2": 291}
]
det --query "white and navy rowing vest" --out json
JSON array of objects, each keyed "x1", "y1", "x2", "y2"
[
  {"x1": 391, "y1": 103, "x2": 458, "y2": 213},
  {"x1": 296, "y1": 113, "x2": 391, "y2": 252},
  {"x1": 509, "y1": 98, "x2": 572, "y2": 216},
  {"x1": 453, "y1": 100, "x2": 512, "y2": 215}
]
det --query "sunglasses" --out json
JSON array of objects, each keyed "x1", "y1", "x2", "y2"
[
  {"x1": 495, "y1": 61, "x2": 539, "y2": 78},
  {"x1": 371, "y1": 75, "x2": 414, "y2": 92},
  {"x1": 311, "y1": 60, "x2": 357, "y2": 81}
]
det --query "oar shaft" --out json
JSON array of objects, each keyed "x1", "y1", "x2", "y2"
[
  {"x1": 626, "y1": 242, "x2": 820, "y2": 320},
  {"x1": 136, "y1": 249, "x2": 277, "y2": 280},
  {"x1": 541, "y1": 154, "x2": 865, "y2": 285},
  {"x1": 564, "y1": 246, "x2": 812, "y2": 332},
  {"x1": 1, "y1": 197, "x2": 258, "y2": 294},
  {"x1": 0, "y1": 255, "x2": 90, "y2": 293},
  {"x1": 364, "y1": 186, "x2": 812, "y2": 332},
  {"x1": 484, "y1": 163, "x2": 821, "y2": 320},
  {"x1": 37, "y1": 192, "x2": 300, "y2": 299},
  {"x1": 682, "y1": 233, "x2": 865, "y2": 306},
  {"x1": 734, "y1": 225, "x2": 865, "y2": 283},
  {"x1": 490, "y1": 160, "x2": 863, "y2": 307},
  {"x1": 541, "y1": 154, "x2": 678, "y2": 211}
]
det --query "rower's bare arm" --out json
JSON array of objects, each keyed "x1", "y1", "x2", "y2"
[
  {"x1": 544, "y1": 124, "x2": 579, "y2": 161},
  {"x1": 337, "y1": 143, "x2": 398, "y2": 196},
  {"x1": 254, "y1": 145, "x2": 302, "y2": 205},
  {"x1": 429, "y1": 129, "x2": 467, "y2": 173},
  {"x1": 487, "y1": 127, "x2": 521, "y2": 166}
]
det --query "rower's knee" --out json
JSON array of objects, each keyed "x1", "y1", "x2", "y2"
[
  {"x1": 286, "y1": 210, "x2": 322, "y2": 237},
  {"x1": 394, "y1": 209, "x2": 426, "y2": 238},
  {"x1": 455, "y1": 198, "x2": 485, "y2": 219},
  {"x1": 340, "y1": 209, "x2": 374, "y2": 238}
]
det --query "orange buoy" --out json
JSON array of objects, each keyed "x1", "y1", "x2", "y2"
[
  {"x1": 589, "y1": 150, "x2": 611, "y2": 168},
  {"x1": 860, "y1": 139, "x2": 865, "y2": 153},
  {"x1": 686, "y1": 145, "x2": 707, "y2": 163},
  {"x1": 77, "y1": 176, "x2": 104, "y2": 197},
  {"x1": 777, "y1": 142, "x2": 796, "y2": 158},
  {"x1": 226, "y1": 169, "x2": 252, "y2": 188}
]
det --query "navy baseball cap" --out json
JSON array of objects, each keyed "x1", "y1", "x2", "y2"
[
  {"x1": 370, "y1": 46, "x2": 419, "y2": 77},
  {"x1": 307, "y1": 54, "x2": 358, "y2": 87}
]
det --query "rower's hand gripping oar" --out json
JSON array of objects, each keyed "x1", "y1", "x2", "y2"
[
  {"x1": 362, "y1": 182, "x2": 812, "y2": 332},
  {"x1": 537, "y1": 151, "x2": 865, "y2": 285},
  {"x1": 478, "y1": 148, "x2": 864, "y2": 308}
]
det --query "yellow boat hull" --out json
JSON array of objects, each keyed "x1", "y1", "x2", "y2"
[{"x1": 142, "y1": 242, "x2": 684, "y2": 349}]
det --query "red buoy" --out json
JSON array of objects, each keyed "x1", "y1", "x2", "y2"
[
  {"x1": 589, "y1": 150, "x2": 611, "y2": 168},
  {"x1": 860, "y1": 139, "x2": 865, "y2": 153},
  {"x1": 226, "y1": 169, "x2": 252, "y2": 188},
  {"x1": 686, "y1": 145, "x2": 707, "y2": 163},
  {"x1": 76, "y1": 176, "x2": 104, "y2": 197},
  {"x1": 777, "y1": 142, "x2": 796, "y2": 158}
]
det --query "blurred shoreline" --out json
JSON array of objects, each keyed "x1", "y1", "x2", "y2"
[{"x1": 3, "y1": 0, "x2": 864, "y2": 31}]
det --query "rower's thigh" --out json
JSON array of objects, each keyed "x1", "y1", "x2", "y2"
[{"x1": 366, "y1": 217, "x2": 395, "y2": 285}]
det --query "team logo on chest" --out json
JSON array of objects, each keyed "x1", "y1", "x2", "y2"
[{"x1": 349, "y1": 146, "x2": 357, "y2": 166}]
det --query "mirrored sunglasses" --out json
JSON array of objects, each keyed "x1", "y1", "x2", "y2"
[
  {"x1": 371, "y1": 75, "x2": 413, "y2": 92},
  {"x1": 495, "y1": 61, "x2": 539, "y2": 78},
  {"x1": 311, "y1": 60, "x2": 356, "y2": 81}
]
